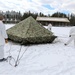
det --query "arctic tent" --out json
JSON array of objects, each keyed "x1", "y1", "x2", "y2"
[{"x1": 7, "y1": 16, "x2": 57, "y2": 45}]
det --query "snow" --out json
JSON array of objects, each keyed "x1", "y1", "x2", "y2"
[{"x1": 0, "y1": 24, "x2": 75, "y2": 75}]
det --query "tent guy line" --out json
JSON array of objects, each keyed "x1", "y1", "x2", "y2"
[{"x1": 6, "y1": 44, "x2": 29, "y2": 67}]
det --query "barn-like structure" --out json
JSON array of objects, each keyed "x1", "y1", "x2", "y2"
[{"x1": 36, "y1": 17, "x2": 70, "y2": 26}]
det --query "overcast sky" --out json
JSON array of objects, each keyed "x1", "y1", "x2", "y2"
[{"x1": 0, "y1": 0, "x2": 75, "y2": 15}]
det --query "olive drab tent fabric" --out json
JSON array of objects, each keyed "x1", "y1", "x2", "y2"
[{"x1": 7, "y1": 16, "x2": 57, "y2": 45}]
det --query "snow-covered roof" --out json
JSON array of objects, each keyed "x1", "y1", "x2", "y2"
[{"x1": 36, "y1": 17, "x2": 70, "y2": 22}]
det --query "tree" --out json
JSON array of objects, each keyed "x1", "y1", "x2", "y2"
[
  {"x1": 69, "y1": 13, "x2": 75, "y2": 26},
  {"x1": 51, "y1": 12, "x2": 67, "y2": 18},
  {"x1": 21, "y1": 11, "x2": 38, "y2": 20}
]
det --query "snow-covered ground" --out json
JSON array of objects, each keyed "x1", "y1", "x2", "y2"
[{"x1": 0, "y1": 24, "x2": 75, "y2": 75}]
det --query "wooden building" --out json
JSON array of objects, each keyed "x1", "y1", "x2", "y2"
[{"x1": 36, "y1": 17, "x2": 70, "y2": 26}]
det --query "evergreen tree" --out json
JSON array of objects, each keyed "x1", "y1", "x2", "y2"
[{"x1": 51, "y1": 12, "x2": 67, "y2": 18}]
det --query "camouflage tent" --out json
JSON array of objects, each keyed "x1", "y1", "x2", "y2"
[{"x1": 7, "y1": 16, "x2": 57, "y2": 45}]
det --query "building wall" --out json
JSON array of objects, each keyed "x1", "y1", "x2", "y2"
[{"x1": 37, "y1": 21, "x2": 70, "y2": 26}]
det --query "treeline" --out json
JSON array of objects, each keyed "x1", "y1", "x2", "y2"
[
  {"x1": 0, "y1": 10, "x2": 75, "y2": 25},
  {"x1": 20, "y1": 11, "x2": 75, "y2": 26},
  {"x1": 0, "y1": 11, "x2": 22, "y2": 23}
]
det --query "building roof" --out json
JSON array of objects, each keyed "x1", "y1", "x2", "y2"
[{"x1": 36, "y1": 17, "x2": 70, "y2": 22}]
